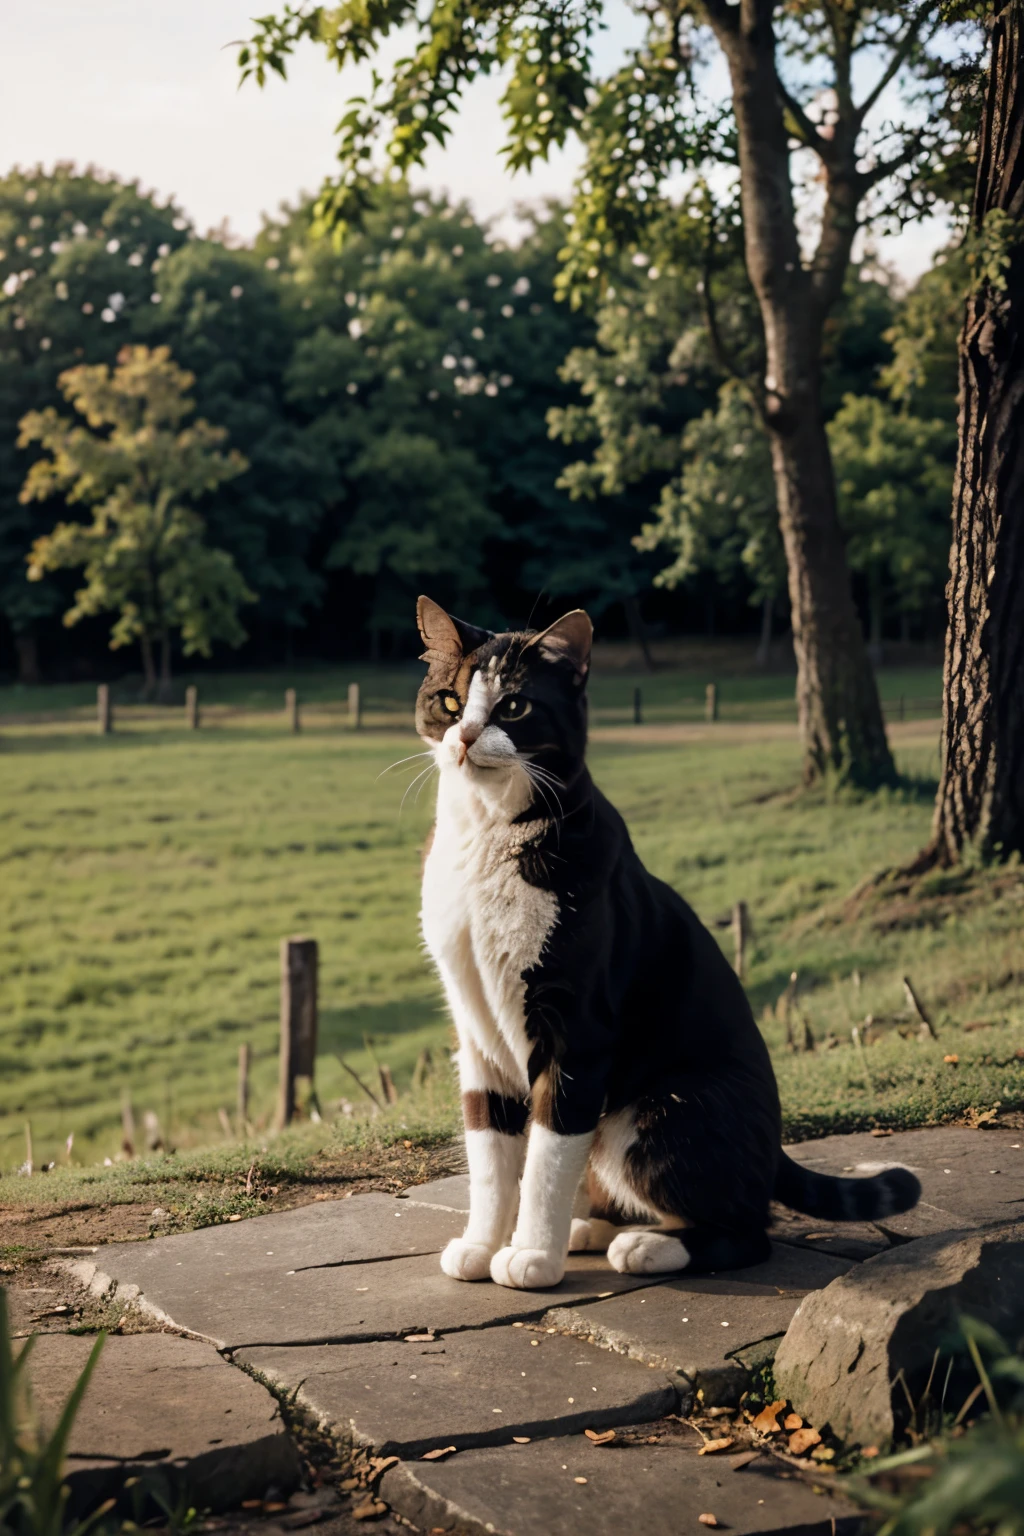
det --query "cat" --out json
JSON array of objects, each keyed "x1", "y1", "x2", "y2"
[{"x1": 414, "y1": 596, "x2": 921, "y2": 1290}]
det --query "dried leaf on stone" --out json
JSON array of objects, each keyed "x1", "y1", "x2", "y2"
[
  {"x1": 788, "y1": 1427, "x2": 822, "y2": 1456},
  {"x1": 404, "y1": 1333, "x2": 435, "y2": 1343},
  {"x1": 783, "y1": 1413, "x2": 803, "y2": 1430},
  {"x1": 420, "y1": 1446, "x2": 458, "y2": 1461},
  {"x1": 351, "y1": 1497, "x2": 386, "y2": 1521},
  {"x1": 750, "y1": 1400, "x2": 787, "y2": 1434},
  {"x1": 584, "y1": 1429, "x2": 616, "y2": 1445},
  {"x1": 697, "y1": 1436, "x2": 735, "y2": 1455},
  {"x1": 698, "y1": 1515, "x2": 719, "y2": 1527},
  {"x1": 870, "y1": 1128, "x2": 893, "y2": 1137},
  {"x1": 512, "y1": 1437, "x2": 531, "y2": 1444},
  {"x1": 811, "y1": 1445, "x2": 835, "y2": 1462},
  {"x1": 368, "y1": 1457, "x2": 399, "y2": 1478}
]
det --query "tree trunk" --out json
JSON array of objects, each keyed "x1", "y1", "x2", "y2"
[
  {"x1": 767, "y1": 397, "x2": 893, "y2": 785},
  {"x1": 755, "y1": 594, "x2": 773, "y2": 668},
  {"x1": 624, "y1": 594, "x2": 656, "y2": 672},
  {"x1": 140, "y1": 634, "x2": 157, "y2": 700},
  {"x1": 708, "y1": 0, "x2": 895, "y2": 788},
  {"x1": 929, "y1": 0, "x2": 1024, "y2": 864},
  {"x1": 14, "y1": 629, "x2": 41, "y2": 685},
  {"x1": 867, "y1": 567, "x2": 884, "y2": 667},
  {"x1": 158, "y1": 632, "x2": 172, "y2": 703}
]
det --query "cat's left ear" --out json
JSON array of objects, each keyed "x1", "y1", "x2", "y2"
[
  {"x1": 524, "y1": 610, "x2": 593, "y2": 681},
  {"x1": 417, "y1": 595, "x2": 493, "y2": 661}
]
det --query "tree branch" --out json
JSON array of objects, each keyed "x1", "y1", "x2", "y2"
[
  {"x1": 700, "y1": 219, "x2": 762, "y2": 403},
  {"x1": 854, "y1": 4, "x2": 935, "y2": 128},
  {"x1": 776, "y1": 80, "x2": 832, "y2": 161},
  {"x1": 695, "y1": 0, "x2": 740, "y2": 41}
]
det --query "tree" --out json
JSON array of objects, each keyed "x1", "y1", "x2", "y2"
[
  {"x1": 0, "y1": 164, "x2": 191, "y2": 680},
  {"x1": 238, "y1": 2, "x2": 979, "y2": 785},
  {"x1": 926, "y1": 0, "x2": 1024, "y2": 865},
  {"x1": 20, "y1": 345, "x2": 252, "y2": 698}
]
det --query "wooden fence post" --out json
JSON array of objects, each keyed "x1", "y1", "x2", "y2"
[
  {"x1": 276, "y1": 937, "x2": 318, "y2": 1129},
  {"x1": 185, "y1": 685, "x2": 199, "y2": 729},
  {"x1": 348, "y1": 682, "x2": 362, "y2": 730},
  {"x1": 97, "y1": 684, "x2": 113, "y2": 735},
  {"x1": 286, "y1": 688, "x2": 300, "y2": 734},
  {"x1": 237, "y1": 1042, "x2": 251, "y2": 1132},
  {"x1": 731, "y1": 900, "x2": 750, "y2": 979},
  {"x1": 633, "y1": 687, "x2": 642, "y2": 726},
  {"x1": 705, "y1": 682, "x2": 719, "y2": 723},
  {"x1": 121, "y1": 1088, "x2": 135, "y2": 1157}
]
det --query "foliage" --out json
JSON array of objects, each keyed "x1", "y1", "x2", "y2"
[
  {"x1": 852, "y1": 1319, "x2": 1024, "y2": 1536},
  {"x1": 0, "y1": 165, "x2": 191, "y2": 652},
  {"x1": 19, "y1": 346, "x2": 251, "y2": 693},
  {"x1": 0, "y1": 1287, "x2": 107, "y2": 1536},
  {"x1": 828, "y1": 394, "x2": 955, "y2": 640}
]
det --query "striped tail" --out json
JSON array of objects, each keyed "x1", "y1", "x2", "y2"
[{"x1": 774, "y1": 1152, "x2": 921, "y2": 1222}]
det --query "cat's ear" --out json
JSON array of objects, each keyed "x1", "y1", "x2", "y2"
[
  {"x1": 524, "y1": 610, "x2": 593, "y2": 680},
  {"x1": 417, "y1": 596, "x2": 493, "y2": 661}
]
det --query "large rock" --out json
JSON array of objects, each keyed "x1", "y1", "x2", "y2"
[
  {"x1": 774, "y1": 1220, "x2": 1024, "y2": 1448},
  {"x1": 380, "y1": 1429, "x2": 862, "y2": 1536},
  {"x1": 25, "y1": 1333, "x2": 300, "y2": 1516}
]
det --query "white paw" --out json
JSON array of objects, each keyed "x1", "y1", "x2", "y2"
[
  {"x1": 607, "y1": 1230, "x2": 690, "y2": 1275},
  {"x1": 490, "y1": 1245, "x2": 565, "y2": 1290},
  {"x1": 568, "y1": 1218, "x2": 595, "y2": 1252},
  {"x1": 440, "y1": 1238, "x2": 495, "y2": 1281}
]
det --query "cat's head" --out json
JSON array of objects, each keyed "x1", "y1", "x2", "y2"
[{"x1": 415, "y1": 596, "x2": 592, "y2": 793}]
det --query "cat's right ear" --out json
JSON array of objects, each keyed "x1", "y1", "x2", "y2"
[{"x1": 417, "y1": 596, "x2": 493, "y2": 661}]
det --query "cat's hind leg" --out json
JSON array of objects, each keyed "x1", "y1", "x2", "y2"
[{"x1": 568, "y1": 1167, "x2": 647, "y2": 1253}]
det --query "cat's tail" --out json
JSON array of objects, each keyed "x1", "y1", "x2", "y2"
[{"x1": 774, "y1": 1151, "x2": 921, "y2": 1222}]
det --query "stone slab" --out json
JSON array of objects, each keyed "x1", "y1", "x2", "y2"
[
  {"x1": 783, "y1": 1127, "x2": 1024, "y2": 1239},
  {"x1": 25, "y1": 1332, "x2": 300, "y2": 1515},
  {"x1": 401, "y1": 1174, "x2": 470, "y2": 1212},
  {"x1": 775, "y1": 1218, "x2": 1024, "y2": 1448},
  {"x1": 380, "y1": 1431, "x2": 861, "y2": 1536},
  {"x1": 542, "y1": 1243, "x2": 853, "y2": 1408},
  {"x1": 67, "y1": 1244, "x2": 656, "y2": 1351},
  {"x1": 240, "y1": 1324, "x2": 677, "y2": 1457}
]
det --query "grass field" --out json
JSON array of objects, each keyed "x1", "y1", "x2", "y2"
[{"x1": 1, "y1": 658, "x2": 1021, "y2": 1188}]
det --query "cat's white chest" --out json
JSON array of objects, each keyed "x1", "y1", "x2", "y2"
[{"x1": 421, "y1": 779, "x2": 558, "y2": 1083}]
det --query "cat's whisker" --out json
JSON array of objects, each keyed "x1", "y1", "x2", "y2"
[
  {"x1": 399, "y1": 762, "x2": 438, "y2": 814},
  {"x1": 377, "y1": 751, "x2": 435, "y2": 781}
]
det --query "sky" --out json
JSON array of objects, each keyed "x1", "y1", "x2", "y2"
[{"x1": 2, "y1": 0, "x2": 948, "y2": 278}]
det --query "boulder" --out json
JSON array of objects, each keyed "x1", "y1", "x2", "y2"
[{"x1": 773, "y1": 1220, "x2": 1024, "y2": 1448}]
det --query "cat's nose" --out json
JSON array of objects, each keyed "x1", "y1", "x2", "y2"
[{"x1": 457, "y1": 721, "x2": 482, "y2": 766}]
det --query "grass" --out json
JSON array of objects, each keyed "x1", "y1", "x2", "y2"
[{"x1": 1, "y1": 659, "x2": 1021, "y2": 1206}]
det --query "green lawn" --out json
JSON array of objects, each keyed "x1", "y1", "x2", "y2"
[{"x1": 1, "y1": 668, "x2": 1021, "y2": 1177}]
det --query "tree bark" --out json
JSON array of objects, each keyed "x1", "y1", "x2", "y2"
[
  {"x1": 140, "y1": 634, "x2": 157, "y2": 700},
  {"x1": 705, "y1": 0, "x2": 895, "y2": 787},
  {"x1": 929, "y1": 0, "x2": 1024, "y2": 864}
]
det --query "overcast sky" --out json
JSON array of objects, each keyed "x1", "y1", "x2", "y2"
[{"x1": 3, "y1": 0, "x2": 947, "y2": 277}]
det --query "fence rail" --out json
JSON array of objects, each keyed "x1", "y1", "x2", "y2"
[{"x1": 0, "y1": 684, "x2": 944, "y2": 732}]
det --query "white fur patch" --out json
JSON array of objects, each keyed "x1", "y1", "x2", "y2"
[
  {"x1": 607, "y1": 1230, "x2": 691, "y2": 1275},
  {"x1": 589, "y1": 1107, "x2": 661, "y2": 1222}
]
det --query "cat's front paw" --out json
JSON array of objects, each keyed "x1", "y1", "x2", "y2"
[
  {"x1": 490, "y1": 1245, "x2": 565, "y2": 1290},
  {"x1": 440, "y1": 1238, "x2": 496, "y2": 1281}
]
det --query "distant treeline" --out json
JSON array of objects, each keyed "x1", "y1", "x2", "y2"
[{"x1": 0, "y1": 165, "x2": 959, "y2": 684}]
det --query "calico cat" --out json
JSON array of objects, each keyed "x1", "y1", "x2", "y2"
[{"x1": 415, "y1": 596, "x2": 920, "y2": 1290}]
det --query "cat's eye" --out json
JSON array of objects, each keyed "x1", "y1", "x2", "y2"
[
  {"x1": 497, "y1": 695, "x2": 531, "y2": 721},
  {"x1": 438, "y1": 690, "x2": 462, "y2": 717}
]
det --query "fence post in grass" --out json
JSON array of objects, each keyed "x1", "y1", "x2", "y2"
[
  {"x1": 348, "y1": 682, "x2": 362, "y2": 730},
  {"x1": 97, "y1": 684, "x2": 113, "y2": 735},
  {"x1": 705, "y1": 682, "x2": 719, "y2": 723},
  {"x1": 185, "y1": 685, "x2": 199, "y2": 730},
  {"x1": 276, "y1": 936, "x2": 318, "y2": 1129},
  {"x1": 285, "y1": 687, "x2": 300, "y2": 734},
  {"x1": 23, "y1": 1120, "x2": 33, "y2": 1176},
  {"x1": 121, "y1": 1088, "x2": 136, "y2": 1157},
  {"x1": 633, "y1": 687, "x2": 642, "y2": 725},
  {"x1": 237, "y1": 1042, "x2": 251, "y2": 1133},
  {"x1": 378, "y1": 1064, "x2": 399, "y2": 1105},
  {"x1": 731, "y1": 900, "x2": 750, "y2": 980}
]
